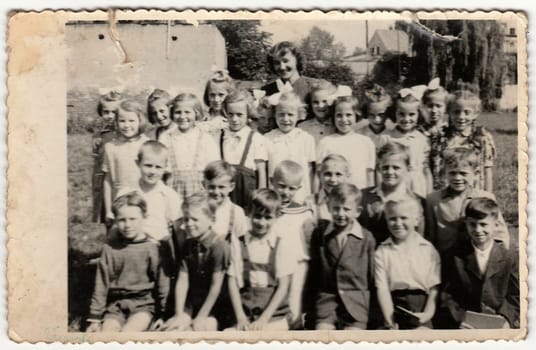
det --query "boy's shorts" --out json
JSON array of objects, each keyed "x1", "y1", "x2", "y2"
[
  {"x1": 103, "y1": 291, "x2": 155, "y2": 326},
  {"x1": 315, "y1": 292, "x2": 367, "y2": 329}
]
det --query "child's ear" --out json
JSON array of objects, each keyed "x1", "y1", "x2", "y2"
[
  {"x1": 229, "y1": 181, "x2": 236, "y2": 192},
  {"x1": 355, "y1": 205, "x2": 363, "y2": 217}
]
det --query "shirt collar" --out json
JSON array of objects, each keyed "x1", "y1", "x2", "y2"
[
  {"x1": 380, "y1": 230, "x2": 422, "y2": 247},
  {"x1": 245, "y1": 230, "x2": 278, "y2": 248},
  {"x1": 325, "y1": 219, "x2": 363, "y2": 240},
  {"x1": 226, "y1": 125, "x2": 251, "y2": 139},
  {"x1": 472, "y1": 241, "x2": 494, "y2": 257},
  {"x1": 441, "y1": 186, "x2": 475, "y2": 199},
  {"x1": 196, "y1": 230, "x2": 217, "y2": 249},
  {"x1": 392, "y1": 127, "x2": 418, "y2": 138},
  {"x1": 368, "y1": 124, "x2": 385, "y2": 135},
  {"x1": 369, "y1": 184, "x2": 414, "y2": 201}
]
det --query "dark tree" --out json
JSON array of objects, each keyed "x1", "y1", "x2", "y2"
[
  {"x1": 395, "y1": 20, "x2": 507, "y2": 110},
  {"x1": 209, "y1": 20, "x2": 272, "y2": 81}
]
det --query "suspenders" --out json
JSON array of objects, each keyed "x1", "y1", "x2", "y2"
[
  {"x1": 239, "y1": 235, "x2": 281, "y2": 288},
  {"x1": 220, "y1": 130, "x2": 255, "y2": 167}
]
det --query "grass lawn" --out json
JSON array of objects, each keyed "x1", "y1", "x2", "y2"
[{"x1": 67, "y1": 111, "x2": 520, "y2": 331}]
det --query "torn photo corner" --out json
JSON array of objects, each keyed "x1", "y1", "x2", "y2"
[{"x1": 6, "y1": 9, "x2": 528, "y2": 343}]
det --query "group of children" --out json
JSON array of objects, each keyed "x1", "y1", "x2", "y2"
[{"x1": 85, "y1": 41, "x2": 519, "y2": 332}]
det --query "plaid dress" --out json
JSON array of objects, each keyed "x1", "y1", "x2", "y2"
[{"x1": 167, "y1": 130, "x2": 205, "y2": 199}]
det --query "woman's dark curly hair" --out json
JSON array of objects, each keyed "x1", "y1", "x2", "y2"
[{"x1": 267, "y1": 41, "x2": 306, "y2": 75}]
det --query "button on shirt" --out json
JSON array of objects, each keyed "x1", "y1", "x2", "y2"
[
  {"x1": 375, "y1": 231, "x2": 441, "y2": 292},
  {"x1": 227, "y1": 230, "x2": 297, "y2": 289},
  {"x1": 298, "y1": 118, "x2": 336, "y2": 145},
  {"x1": 162, "y1": 127, "x2": 219, "y2": 170},
  {"x1": 221, "y1": 126, "x2": 269, "y2": 171},
  {"x1": 473, "y1": 242, "x2": 494, "y2": 275}
]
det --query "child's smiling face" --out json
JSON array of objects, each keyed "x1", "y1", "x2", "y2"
[
  {"x1": 449, "y1": 99, "x2": 478, "y2": 132},
  {"x1": 465, "y1": 215, "x2": 496, "y2": 249},
  {"x1": 203, "y1": 175, "x2": 235, "y2": 208},
  {"x1": 173, "y1": 101, "x2": 196, "y2": 132},
  {"x1": 250, "y1": 209, "x2": 277, "y2": 237},
  {"x1": 115, "y1": 205, "x2": 145, "y2": 241},
  {"x1": 149, "y1": 99, "x2": 171, "y2": 128},
  {"x1": 138, "y1": 151, "x2": 167, "y2": 186},
  {"x1": 311, "y1": 90, "x2": 331, "y2": 121},
  {"x1": 378, "y1": 154, "x2": 409, "y2": 188},
  {"x1": 395, "y1": 101, "x2": 419, "y2": 132},
  {"x1": 226, "y1": 100, "x2": 249, "y2": 132},
  {"x1": 117, "y1": 110, "x2": 140, "y2": 138},
  {"x1": 385, "y1": 202, "x2": 419, "y2": 243},
  {"x1": 208, "y1": 82, "x2": 228, "y2": 112},
  {"x1": 334, "y1": 102, "x2": 357, "y2": 134},
  {"x1": 328, "y1": 197, "x2": 361, "y2": 228},
  {"x1": 275, "y1": 102, "x2": 299, "y2": 133},
  {"x1": 183, "y1": 206, "x2": 213, "y2": 239},
  {"x1": 446, "y1": 164, "x2": 476, "y2": 193},
  {"x1": 320, "y1": 160, "x2": 349, "y2": 193}
]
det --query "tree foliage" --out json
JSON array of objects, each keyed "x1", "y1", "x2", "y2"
[
  {"x1": 209, "y1": 20, "x2": 272, "y2": 81},
  {"x1": 394, "y1": 20, "x2": 507, "y2": 110},
  {"x1": 299, "y1": 26, "x2": 354, "y2": 86}
]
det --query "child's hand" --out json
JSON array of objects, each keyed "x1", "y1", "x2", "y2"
[
  {"x1": 150, "y1": 318, "x2": 165, "y2": 331},
  {"x1": 460, "y1": 321, "x2": 474, "y2": 329},
  {"x1": 163, "y1": 314, "x2": 191, "y2": 331},
  {"x1": 235, "y1": 316, "x2": 250, "y2": 331},
  {"x1": 192, "y1": 316, "x2": 212, "y2": 331},
  {"x1": 250, "y1": 316, "x2": 269, "y2": 331},
  {"x1": 413, "y1": 311, "x2": 433, "y2": 325},
  {"x1": 86, "y1": 321, "x2": 101, "y2": 333}
]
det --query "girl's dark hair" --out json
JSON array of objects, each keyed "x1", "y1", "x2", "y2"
[
  {"x1": 267, "y1": 41, "x2": 306, "y2": 74},
  {"x1": 97, "y1": 90, "x2": 122, "y2": 116}
]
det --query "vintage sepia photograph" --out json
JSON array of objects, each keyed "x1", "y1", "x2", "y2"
[{"x1": 6, "y1": 9, "x2": 527, "y2": 343}]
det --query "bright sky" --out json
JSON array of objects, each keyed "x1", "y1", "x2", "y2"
[{"x1": 260, "y1": 20, "x2": 395, "y2": 54}]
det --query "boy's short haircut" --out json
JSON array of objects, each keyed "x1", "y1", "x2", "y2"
[
  {"x1": 222, "y1": 88, "x2": 257, "y2": 119},
  {"x1": 146, "y1": 89, "x2": 171, "y2": 124},
  {"x1": 182, "y1": 192, "x2": 215, "y2": 221},
  {"x1": 465, "y1": 197, "x2": 500, "y2": 220},
  {"x1": 328, "y1": 183, "x2": 362, "y2": 208},
  {"x1": 170, "y1": 93, "x2": 205, "y2": 122},
  {"x1": 97, "y1": 90, "x2": 122, "y2": 116},
  {"x1": 377, "y1": 142, "x2": 411, "y2": 168},
  {"x1": 318, "y1": 154, "x2": 350, "y2": 175},
  {"x1": 443, "y1": 147, "x2": 480, "y2": 170},
  {"x1": 137, "y1": 140, "x2": 168, "y2": 162},
  {"x1": 272, "y1": 160, "x2": 304, "y2": 183},
  {"x1": 112, "y1": 191, "x2": 147, "y2": 217},
  {"x1": 384, "y1": 196, "x2": 423, "y2": 218},
  {"x1": 117, "y1": 99, "x2": 148, "y2": 134},
  {"x1": 267, "y1": 41, "x2": 305, "y2": 74},
  {"x1": 250, "y1": 188, "x2": 281, "y2": 216},
  {"x1": 447, "y1": 82, "x2": 482, "y2": 114},
  {"x1": 203, "y1": 160, "x2": 237, "y2": 182}
]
